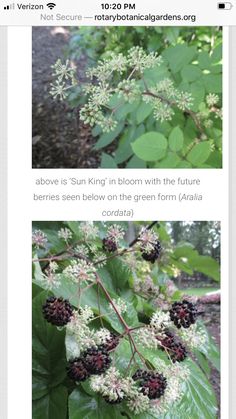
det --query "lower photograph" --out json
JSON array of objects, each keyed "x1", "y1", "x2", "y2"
[{"x1": 32, "y1": 221, "x2": 220, "y2": 419}]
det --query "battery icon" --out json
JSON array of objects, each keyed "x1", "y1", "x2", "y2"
[{"x1": 218, "y1": 2, "x2": 233, "y2": 9}]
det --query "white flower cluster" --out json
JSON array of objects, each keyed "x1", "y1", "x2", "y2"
[
  {"x1": 79, "y1": 222, "x2": 99, "y2": 241},
  {"x1": 150, "y1": 311, "x2": 171, "y2": 331},
  {"x1": 58, "y1": 227, "x2": 73, "y2": 242},
  {"x1": 116, "y1": 79, "x2": 141, "y2": 103},
  {"x1": 73, "y1": 243, "x2": 107, "y2": 269},
  {"x1": 143, "y1": 79, "x2": 193, "y2": 122},
  {"x1": 178, "y1": 323, "x2": 207, "y2": 349},
  {"x1": 90, "y1": 362, "x2": 190, "y2": 416},
  {"x1": 51, "y1": 52, "x2": 222, "y2": 135},
  {"x1": 90, "y1": 366, "x2": 150, "y2": 414},
  {"x1": 107, "y1": 224, "x2": 125, "y2": 244},
  {"x1": 50, "y1": 59, "x2": 76, "y2": 100},
  {"x1": 206, "y1": 93, "x2": 219, "y2": 107},
  {"x1": 135, "y1": 327, "x2": 159, "y2": 350},
  {"x1": 128, "y1": 46, "x2": 162, "y2": 73},
  {"x1": 32, "y1": 229, "x2": 48, "y2": 249},
  {"x1": 90, "y1": 367, "x2": 134, "y2": 403},
  {"x1": 66, "y1": 307, "x2": 113, "y2": 354},
  {"x1": 63, "y1": 259, "x2": 96, "y2": 283},
  {"x1": 138, "y1": 227, "x2": 159, "y2": 253},
  {"x1": 196, "y1": 93, "x2": 222, "y2": 128},
  {"x1": 79, "y1": 47, "x2": 162, "y2": 132}
]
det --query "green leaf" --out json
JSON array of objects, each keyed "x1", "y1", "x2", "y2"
[
  {"x1": 93, "y1": 123, "x2": 124, "y2": 150},
  {"x1": 168, "y1": 126, "x2": 184, "y2": 152},
  {"x1": 179, "y1": 359, "x2": 218, "y2": 419},
  {"x1": 181, "y1": 65, "x2": 202, "y2": 82},
  {"x1": 198, "y1": 51, "x2": 211, "y2": 70},
  {"x1": 136, "y1": 102, "x2": 153, "y2": 124},
  {"x1": 198, "y1": 324, "x2": 220, "y2": 371},
  {"x1": 126, "y1": 155, "x2": 146, "y2": 168},
  {"x1": 173, "y1": 243, "x2": 197, "y2": 259},
  {"x1": 69, "y1": 389, "x2": 125, "y2": 419},
  {"x1": 202, "y1": 74, "x2": 222, "y2": 93},
  {"x1": 105, "y1": 258, "x2": 131, "y2": 291},
  {"x1": 163, "y1": 44, "x2": 196, "y2": 73},
  {"x1": 187, "y1": 141, "x2": 211, "y2": 166},
  {"x1": 33, "y1": 386, "x2": 68, "y2": 419},
  {"x1": 101, "y1": 153, "x2": 117, "y2": 168},
  {"x1": 115, "y1": 125, "x2": 145, "y2": 164},
  {"x1": 189, "y1": 81, "x2": 205, "y2": 112},
  {"x1": 131, "y1": 132, "x2": 167, "y2": 161},
  {"x1": 188, "y1": 255, "x2": 220, "y2": 281},
  {"x1": 176, "y1": 161, "x2": 192, "y2": 168},
  {"x1": 32, "y1": 292, "x2": 67, "y2": 400},
  {"x1": 155, "y1": 152, "x2": 180, "y2": 168},
  {"x1": 211, "y1": 43, "x2": 222, "y2": 64}
]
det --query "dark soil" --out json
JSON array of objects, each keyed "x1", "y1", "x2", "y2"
[{"x1": 32, "y1": 27, "x2": 100, "y2": 168}]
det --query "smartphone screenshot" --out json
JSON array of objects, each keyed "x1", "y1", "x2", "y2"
[{"x1": 0, "y1": 0, "x2": 235, "y2": 418}]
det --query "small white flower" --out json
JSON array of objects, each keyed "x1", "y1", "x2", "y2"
[
  {"x1": 135, "y1": 327, "x2": 158, "y2": 349},
  {"x1": 32, "y1": 229, "x2": 48, "y2": 249},
  {"x1": 176, "y1": 91, "x2": 193, "y2": 111},
  {"x1": 138, "y1": 227, "x2": 159, "y2": 253},
  {"x1": 66, "y1": 308, "x2": 96, "y2": 352},
  {"x1": 179, "y1": 323, "x2": 207, "y2": 349},
  {"x1": 127, "y1": 391, "x2": 150, "y2": 414},
  {"x1": 58, "y1": 227, "x2": 73, "y2": 241},
  {"x1": 74, "y1": 244, "x2": 90, "y2": 258},
  {"x1": 90, "y1": 367, "x2": 135, "y2": 403},
  {"x1": 150, "y1": 311, "x2": 171, "y2": 331},
  {"x1": 206, "y1": 93, "x2": 219, "y2": 107},
  {"x1": 94, "y1": 328, "x2": 112, "y2": 345},
  {"x1": 79, "y1": 222, "x2": 99, "y2": 241},
  {"x1": 63, "y1": 260, "x2": 96, "y2": 283},
  {"x1": 107, "y1": 224, "x2": 125, "y2": 244}
]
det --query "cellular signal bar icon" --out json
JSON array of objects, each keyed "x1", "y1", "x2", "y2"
[{"x1": 4, "y1": 3, "x2": 15, "y2": 10}]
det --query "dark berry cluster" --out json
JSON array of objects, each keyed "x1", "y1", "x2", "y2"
[
  {"x1": 132, "y1": 369, "x2": 167, "y2": 400},
  {"x1": 157, "y1": 331, "x2": 187, "y2": 363},
  {"x1": 102, "y1": 237, "x2": 117, "y2": 253},
  {"x1": 42, "y1": 296, "x2": 73, "y2": 326},
  {"x1": 83, "y1": 346, "x2": 112, "y2": 374},
  {"x1": 169, "y1": 300, "x2": 198, "y2": 329},
  {"x1": 67, "y1": 347, "x2": 111, "y2": 382},
  {"x1": 141, "y1": 240, "x2": 162, "y2": 263},
  {"x1": 67, "y1": 358, "x2": 90, "y2": 382}
]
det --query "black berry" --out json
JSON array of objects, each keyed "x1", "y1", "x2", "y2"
[
  {"x1": 102, "y1": 237, "x2": 117, "y2": 253},
  {"x1": 141, "y1": 240, "x2": 162, "y2": 263},
  {"x1": 135, "y1": 371, "x2": 167, "y2": 400},
  {"x1": 132, "y1": 369, "x2": 149, "y2": 381},
  {"x1": 169, "y1": 300, "x2": 198, "y2": 329},
  {"x1": 83, "y1": 347, "x2": 111, "y2": 375},
  {"x1": 158, "y1": 331, "x2": 187, "y2": 363},
  {"x1": 67, "y1": 358, "x2": 90, "y2": 382},
  {"x1": 42, "y1": 296, "x2": 73, "y2": 326}
]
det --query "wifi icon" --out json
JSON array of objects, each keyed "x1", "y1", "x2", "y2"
[{"x1": 47, "y1": 2, "x2": 56, "y2": 9}]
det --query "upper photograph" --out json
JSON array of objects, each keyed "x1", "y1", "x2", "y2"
[{"x1": 32, "y1": 26, "x2": 222, "y2": 169}]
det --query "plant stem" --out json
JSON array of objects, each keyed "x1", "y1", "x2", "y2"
[{"x1": 95, "y1": 273, "x2": 130, "y2": 332}]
